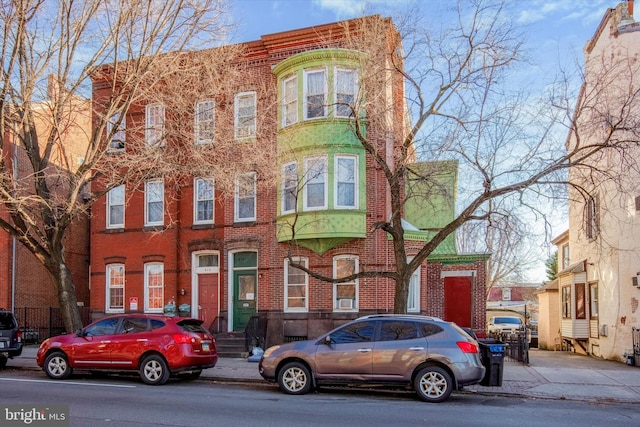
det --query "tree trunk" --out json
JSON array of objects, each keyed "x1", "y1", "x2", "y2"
[{"x1": 48, "y1": 251, "x2": 83, "y2": 333}]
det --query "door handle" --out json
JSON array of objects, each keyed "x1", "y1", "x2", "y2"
[
  {"x1": 409, "y1": 347, "x2": 424, "y2": 351},
  {"x1": 101, "y1": 340, "x2": 111, "y2": 344},
  {"x1": 136, "y1": 339, "x2": 148, "y2": 342},
  {"x1": 357, "y1": 348, "x2": 372, "y2": 353}
]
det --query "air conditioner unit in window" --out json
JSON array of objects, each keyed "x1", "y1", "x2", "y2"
[{"x1": 338, "y1": 298, "x2": 354, "y2": 309}]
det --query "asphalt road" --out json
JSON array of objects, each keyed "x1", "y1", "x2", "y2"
[{"x1": 1, "y1": 370, "x2": 639, "y2": 427}]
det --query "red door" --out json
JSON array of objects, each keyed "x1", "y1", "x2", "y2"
[
  {"x1": 198, "y1": 273, "x2": 219, "y2": 329},
  {"x1": 444, "y1": 276, "x2": 472, "y2": 327}
]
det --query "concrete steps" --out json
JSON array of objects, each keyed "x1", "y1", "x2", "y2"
[{"x1": 215, "y1": 333, "x2": 248, "y2": 358}]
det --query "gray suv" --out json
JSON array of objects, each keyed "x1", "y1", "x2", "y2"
[
  {"x1": 0, "y1": 309, "x2": 23, "y2": 368},
  {"x1": 259, "y1": 314, "x2": 485, "y2": 403}
]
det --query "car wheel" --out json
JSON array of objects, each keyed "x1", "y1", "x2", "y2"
[
  {"x1": 44, "y1": 352, "x2": 72, "y2": 380},
  {"x1": 0, "y1": 355, "x2": 7, "y2": 369},
  {"x1": 278, "y1": 362, "x2": 312, "y2": 395},
  {"x1": 140, "y1": 354, "x2": 170, "y2": 385},
  {"x1": 414, "y1": 366, "x2": 453, "y2": 403}
]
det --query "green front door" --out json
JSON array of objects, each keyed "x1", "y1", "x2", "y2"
[{"x1": 233, "y1": 252, "x2": 257, "y2": 332}]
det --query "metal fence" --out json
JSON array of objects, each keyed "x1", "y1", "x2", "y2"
[
  {"x1": 13, "y1": 306, "x2": 92, "y2": 344},
  {"x1": 498, "y1": 331, "x2": 530, "y2": 364}
]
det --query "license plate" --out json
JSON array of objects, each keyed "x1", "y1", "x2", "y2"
[{"x1": 202, "y1": 342, "x2": 210, "y2": 351}]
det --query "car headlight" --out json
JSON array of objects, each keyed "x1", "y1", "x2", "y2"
[{"x1": 262, "y1": 345, "x2": 281, "y2": 358}]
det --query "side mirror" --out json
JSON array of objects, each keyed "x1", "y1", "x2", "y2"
[
  {"x1": 324, "y1": 335, "x2": 332, "y2": 345},
  {"x1": 75, "y1": 329, "x2": 84, "y2": 337}
]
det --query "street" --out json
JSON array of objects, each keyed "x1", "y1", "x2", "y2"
[{"x1": 1, "y1": 370, "x2": 638, "y2": 427}]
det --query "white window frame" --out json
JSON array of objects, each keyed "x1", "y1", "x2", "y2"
[
  {"x1": 106, "y1": 185, "x2": 125, "y2": 229},
  {"x1": 285, "y1": 257, "x2": 308, "y2": 312},
  {"x1": 194, "y1": 177, "x2": 214, "y2": 224},
  {"x1": 408, "y1": 263, "x2": 421, "y2": 313},
  {"x1": 106, "y1": 264, "x2": 125, "y2": 313},
  {"x1": 107, "y1": 112, "x2": 125, "y2": 151},
  {"x1": 145, "y1": 103, "x2": 165, "y2": 147},
  {"x1": 235, "y1": 172, "x2": 256, "y2": 222},
  {"x1": 282, "y1": 74, "x2": 298, "y2": 127},
  {"x1": 234, "y1": 92, "x2": 256, "y2": 139},
  {"x1": 144, "y1": 262, "x2": 164, "y2": 313},
  {"x1": 195, "y1": 100, "x2": 215, "y2": 145},
  {"x1": 303, "y1": 68, "x2": 327, "y2": 120},
  {"x1": 303, "y1": 156, "x2": 327, "y2": 211},
  {"x1": 334, "y1": 67, "x2": 358, "y2": 118},
  {"x1": 282, "y1": 162, "x2": 298, "y2": 214},
  {"x1": 145, "y1": 180, "x2": 164, "y2": 226},
  {"x1": 334, "y1": 155, "x2": 357, "y2": 209},
  {"x1": 333, "y1": 255, "x2": 358, "y2": 311}
]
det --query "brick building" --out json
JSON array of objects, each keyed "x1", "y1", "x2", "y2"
[{"x1": 89, "y1": 16, "x2": 489, "y2": 346}]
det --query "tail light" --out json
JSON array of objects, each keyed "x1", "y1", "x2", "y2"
[
  {"x1": 173, "y1": 333, "x2": 196, "y2": 344},
  {"x1": 456, "y1": 341, "x2": 479, "y2": 354},
  {"x1": 17, "y1": 330, "x2": 22, "y2": 343}
]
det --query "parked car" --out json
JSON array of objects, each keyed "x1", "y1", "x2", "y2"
[
  {"x1": 259, "y1": 314, "x2": 485, "y2": 403},
  {"x1": 487, "y1": 316, "x2": 524, "y2": 339},
  {"x1": 36, "y1": 313, "x2": 218, "y2": 385},
  {"x1": 0, "y1": 309, "x2": 23, "y2": 369}
]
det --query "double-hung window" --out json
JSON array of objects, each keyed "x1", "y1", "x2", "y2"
[
  {"x1": 304, "y1": 69, "x2": 326, "y2": 119},
  {"x1": 144, "y1": 263, "x2": 164, "y2": 312},
  {"x1": 335, "y1": 155, "x2": 357, "y2": 209},
  {"x1": 303, "y1": 157, "x2": 327, "y2": 210},
  {"x1": 107, "y1": 185, "x2": 125, "y2": 228},
  {"x1": 407, "y1": 264, "x2": 420, "y2": 313},
  {"x1": 235, "y1": 172, "x2": 256, "y2": 222},
  {"x1": 562, "y1": 286, "x2": 571, "y2": 318},
  {"x1": 194, "y1": 178, "x2": 214, "y2": 224},
  {"x1": 234, "y1": 92, "x2": 256, "y2": 139},
  {"x1": 334, "y1": 256, "x2": 358, "y2": 311},
  {"x1": 195, "y1": 100, "x2": 215, "y2": 144},
  {"x1": 145, "y1": 103, "x2": 165, "y2": 147},
  {"x1": 282, "y1": 162, "x2": 298, "y2": 213},
  {"x1": 586, "y1": 195, "x2": 599, "y2": 240},
  {"x1": 282, "y1": 75, "x2": 298, "y2": 127},
  {"x1": 285, "y1": 258, "x2": 308, "y2": 312},
  {"x1": 106, "y1": 264, "x2": 124, "y2": 313},
  {"x1": 335, "y1": 68, "x2": 357, "y2": 118},
  {"x1": 145, "y1": 180, "x2": 164, "y2": 226},
  {"x1": 107, "y1": 112, "x2": 125, "y2": 150}
]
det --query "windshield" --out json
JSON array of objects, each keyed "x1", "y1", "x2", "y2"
[{"x1": 494, "y1": 317, "x2": 522, "y2": 325}]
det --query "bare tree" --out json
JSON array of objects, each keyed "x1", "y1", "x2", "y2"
[
  {"x1": 281, "y1": 0, "x2": 639, "y2": 314},
  {"x1": 0, "y1": 0, "x2": 237, "y2": 332}
]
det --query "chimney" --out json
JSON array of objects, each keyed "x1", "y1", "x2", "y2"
[{"x1": 629, "y1": 0, "x2": 634, "y2": 17}]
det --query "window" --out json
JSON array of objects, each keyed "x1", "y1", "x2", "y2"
[
  {"x1": 303, "y1": 157, "x2": 327, "y2": 210},
  {"x1": 145, "y1": 103, "x2": 165, "y2": 147},
  {"x1": 235, "y1": 172, "x2": 256, "y2": 222},
  {"x1": 575, "y1": 283, "x2": 586, "y2": 319},
  {"x1": 334, "y1": 256, "x2": 358, "y2": 311},
  {"x1": 407, "y1": 265, "x2": 420, "y2": 313},
  {"x1": 285, "y1": 258, "x2": 308, "y2": 312},
  {"x1": 282, "y1": 75, "x2": 298, "y2": 126},
  {"x1": 107, "y1": 112, "x2": 125, "y2": 150},
  {"x1": 304, "y1": 69, "x2": 326, "y2": 119},
  {"x1": 590, "y1": 283, "x2": 599, "y2": 319},
  {"x1": 562, "y1": 244, "x2": 570, "y2": 269},
  {"x1": 107, "y1": 185, "x2": 124, "y2": 228},
  {"x1": 194, "y1": 178, "x2": 214, "y2": 224},
  {"x1": 379, "y1": 321, "x2": 419, "y2": 341},
  {"x1": 502, "y1": 288, "x2": 511, "y2": 301},
  {"x1": 84, "y1": 317, "x2": 120, "y2": 336},
  {"x1": 234, "y1": 92, "x2": 256, "y2": 139},
  {"x1": 145, "y1": 180, "x2": 164, "y2": 226},
  {"x1": 335, "y1": 156, "x2": 357, "y2": 209},
  {"x1": 106, "y1": 264, "x2": 124, "y2": 313},
  {"x1": 120, "y1": 318, "x2": 148, "y2": 334},
  {"x1": 144, "y1": 263, "x2": 164, "y2": 312},
  {"x1": 195, "y1": 100, "x2": 215, "y2": 144},
  {"x1": 330, "y1": 320, "x2": 375, "y2": 344},
  {"x1": 282, "y1": 162, "x2": 298, "y2": 213},
  {"x1": 562, "y1": 286, "x2": 571, "y2": 318},
  {"x1": 335, "y1": 68, "x2": 357, "y2": 118},
  {"x1": 586, "y1": 195, "x2": 599, "y2": 240}
]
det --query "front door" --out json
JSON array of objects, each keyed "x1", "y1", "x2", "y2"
[
  {"x1": 198, "y1": 273, "x2": 219, "y2": 329},
  {"x1": 232, "y1": 252, "x2": 257, "y2": 332},
  {"x1": 444, "y1": 276, "x2": 472, "y2": 327}
]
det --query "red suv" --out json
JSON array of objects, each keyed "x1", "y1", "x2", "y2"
[{"x1": 36, "y1": 314, "x2": 217, "y2": 385}]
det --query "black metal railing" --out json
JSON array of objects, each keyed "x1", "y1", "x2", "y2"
[
  {"x1": 14, "y1": 306, "x2": 92, "y2": 344},
  {"x1": 500, "y1": 330, "x2": 530, "y2": 364},
  {"x1": 244, "y1": 315, "x2": 267, "y2": 352}
]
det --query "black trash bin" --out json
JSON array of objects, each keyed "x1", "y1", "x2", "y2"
[{"x1": 479, "y1": 340, "x2": 507, "y2": 386}]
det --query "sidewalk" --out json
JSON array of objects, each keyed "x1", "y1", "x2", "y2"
[{"x1": 7, "y1": 346, "x2": 640, "y2": 403}]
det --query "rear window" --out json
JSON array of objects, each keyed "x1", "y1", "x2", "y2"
[
  {"x1": 419, "y1": 322, "x2": 444, "y2": 337},
  {"x1": 379, "y1": 321, "x2": 419, "y2": 341},
  {"x1": 150, "y1": 319, "x2": 165, "y2": 330},
  {"x1": 0, "y1": 313, "x2": 17, "y2": 329},
  {"x1": 177, "y1": 320, "x2": 208, "y2": 334},
  {"x1": 494, "y1": 317, "x2": 522, "y2": 325}
]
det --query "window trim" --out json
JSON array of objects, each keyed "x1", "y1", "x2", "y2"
[
  {"x1": 334, "y1": 67, "x2": 358, "y2": 118},
  {"x1": 282, "y1": 161, "x2": 298, "y2": 214},
  {"x1": 561, "y1": 286, "x2": 571, "y2": 319},
  {"x1": 303, "y1": 156, "x2": 328, "y2": 211},
  {"x1": 282, "y1": 74, "x2": 298, "y2": 127},
  {"x1": 407, "y1": 264, "x2": 420, "y2": 313},
  {"x1": 284, "y1": 257, "x2": 308, "y2": 313},
  {"x1": 193, "y1": 177, "x2": 215, "y2": 225},
  {"x1": 235, "y1": 172, "x2": 256, "y2": 222},
  {"x1": 145, "y1": 103, "x2": 165, "y2": 147},
  {"x1": 334, "y1": 155, "x2": 358, "y2": 209},
  {"x1": 234, "y1": 91, "x2": 257, "y2": 140},
  {"x1": 590, "y1": 282, "x2": 599, "y2": 319},
  {"x1": 575, "y1": 283, "x2": 586, "y2": 320},
  {"x1": 107, "y1": 112, "x2": 125, "y2": 151},
  {"x1": 106, "y1": 264, "x2": 125, "y2": 313},
  {"x1": 106, "y1": 185, "x2": 125, "y2": 229},
  {"x1": 333, "y1": 255, "x2": 359, "y2": 312},
  {"x1": 195, "y1": 100, "x2": 215, "y2": 145},
  {"x1": 144, "y1": 262, "x2": 164, "y2": 313},
  {"x1": 586, "y1": 195, "x2": 599, "y2": 240},
  {"x1": 303, "y1": 68, "x2": 327, "y2": 120},
  {"x1": 145, "y1": 179, "x2": 164, "y2": 226}
]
